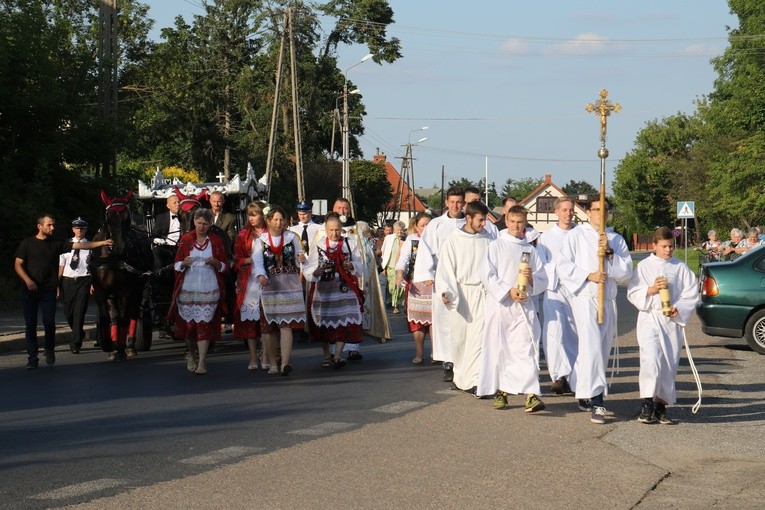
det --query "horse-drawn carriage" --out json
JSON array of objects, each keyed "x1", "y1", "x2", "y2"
[{"x1": 92, "y1": 165, "x2": 264, "y2": 358}]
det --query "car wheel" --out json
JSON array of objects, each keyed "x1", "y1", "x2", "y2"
[{"x1": 744, "y1": 309, "x2": 765, "y2": 354}]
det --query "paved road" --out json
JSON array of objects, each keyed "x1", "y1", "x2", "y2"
[{"x1": 1, "y1": 289, "x2": 764, "y2": 509}]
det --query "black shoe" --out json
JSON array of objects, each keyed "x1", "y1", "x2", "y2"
[
  {"x1": 25, "y1": 359, "x2": 39, "y2": 370},
  {"x1": 578, "y1": 399, "x2": 592, "y2": 412},
  {"x1": 653, "y1": 403, "x2": 675, "y2": 425},
  {"x1": 637, "y1": 400, "x2": 656, "y2": 424},
  {"x1": 443, "y1": 367, "x2": 454, "y2": 382},
  {"x1": 333, "y1": 358, "x2": 346, "y2": 369},
  {"x1": 347, "y1": 350, "x2": 363, "y2": 361},
  {"x1": 281, "y1": 363, "x2": 292, "y2": 376},
  {"x1": 44, "y1": 350, "x2": 56, "y2": 366},
  {"x1": 550, "y1": 378, "x2": 565, "y2": 395},
  {"x1": 70, "y1": 345, "x2": 80, "y2": 354}
]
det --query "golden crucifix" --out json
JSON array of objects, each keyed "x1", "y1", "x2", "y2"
[
  {"x1": 585, "y1": 88, "x2": 621, "y2": 147},
  {"x1": 585, "y1": 88, "x2": 620, "y2": 324}
]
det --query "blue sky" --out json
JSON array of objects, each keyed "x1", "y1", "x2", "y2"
[{"x1": 142, "y1": 1, "x2": 737, "y2": 195}]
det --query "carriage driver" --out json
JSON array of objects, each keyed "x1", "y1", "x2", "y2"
[{"x1": 151, "y1": 193, "x2": 182, "y2": 272}]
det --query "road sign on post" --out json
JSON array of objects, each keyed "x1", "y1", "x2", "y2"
[{"x1": 677, "y1": 201, "x2": 695, "y2": 219}]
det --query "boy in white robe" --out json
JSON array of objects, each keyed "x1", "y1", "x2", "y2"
[
  {"x1": 413, "y1": 186, "x2": 466, "y2": 381},
  {"x1": 627, "y1": 227, "x2": 699, "y2": 424},
  {"x1": 479, "y1": 205, "x2": 548, "y2": 412},
  {"x1": 557, "y1": 198, "x2": 632, "y2": 424},
  {"x1": 536, "y1": 197, "x2": 578, "y2": 395},
  {"x1": 435, "y1": 201, "x2": 492, "y2": 392}
]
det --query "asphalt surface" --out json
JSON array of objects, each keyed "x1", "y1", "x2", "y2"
[{"x1": 1, "y1": 287, "x2": 764, "y2": 509}]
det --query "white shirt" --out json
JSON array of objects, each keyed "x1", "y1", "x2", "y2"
[
  {"x1": 59, "y1": 237, "x2": 90, "y2": 278},
  {"x1": 168, "y1": 213, "x2": 181, "y2": 244}
]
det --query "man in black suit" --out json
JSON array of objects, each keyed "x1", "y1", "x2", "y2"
[
  {"x1": 210, "y1": 191, "x2": 236, "y2": 246},
  {"x1": 151, "y1": 193, "x2": 181, "y2": 272}
]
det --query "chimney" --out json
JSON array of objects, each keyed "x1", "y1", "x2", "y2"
[{"x1": 373, "y1": 154, "x2": 387, "y2": 163}]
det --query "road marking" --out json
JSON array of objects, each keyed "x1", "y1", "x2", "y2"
[
  {"x1": 372, "y1": 401, "x2": 427, "y2": 414},
  {"x1": 30, "y1": 478, "x2": 129, "y2": 500},
  {"x1": 180, "y1": 446, "x2": 264, "y2": 465},
  {"x1": 287, "y1": 422, "x2": 356, "y2": 436},
  {"x1": 436, "y1": 389, "x2": 461, "y2": 395}
]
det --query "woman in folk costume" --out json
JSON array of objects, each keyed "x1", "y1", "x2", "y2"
[
  {"x1": 627, "y1": 227, "x2": 699, "y2": 425},
  {"x1": 395, "y1": 212, "x2": 433, "y2": 364},
  {"x1": 168, "y1": 208, "x2": 228, "y2": 375},
  {"x1": 305, "y1": 213, "x2": 364, "y2": 369},
  {"x1": 380, "y1": 220, "x2": 407, "y2": 313},
  {"x1": 252, "y1": 205, "x2": 306, "y2": 376},
  {"x1": 233, "y1": 201, "x2": 267, "y2": 370}
]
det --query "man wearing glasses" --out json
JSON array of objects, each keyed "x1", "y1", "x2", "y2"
[
  {"x1": 557, "y1": 198, "x2": 633, "y2": 424},
  {"x1": 58, "y1": 217, "x2": 92, "y2": 354}
]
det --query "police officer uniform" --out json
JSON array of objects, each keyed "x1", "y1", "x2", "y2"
[
  {"x1": 58, "y1": 217, "x2": 91, "y2": 353},
  {"x1": 288, "y1": 201, "x2": 321, "y2": 261}
]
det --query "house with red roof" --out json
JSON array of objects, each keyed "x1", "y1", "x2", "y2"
[{"x1": 372, "y1": 154, "x2": 429, "y2": 226}]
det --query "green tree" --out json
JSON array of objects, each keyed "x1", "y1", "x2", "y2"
[
  {"x1": 500, "y1": 177, "x2": 543, "y2": 202},
  {"x1": 700, "y1": 0, "x2": 765, "y2": 229},
  {"x1": 351, "y1": 159, "x2": 393, "y2": 222},
  {"x1": 613, "y1": 113, "x2": 704, "y2": 232},
  {"x1": 562, "y1": 180, "x2": 597, "y2": 196}
]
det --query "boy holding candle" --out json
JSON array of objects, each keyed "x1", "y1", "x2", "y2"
[
  {"x1": 627, "y1": 227, "x2": 699, "y2": 424},
  {"x1": 478, "y1": 205, "x2": 548, "y2": 412}
]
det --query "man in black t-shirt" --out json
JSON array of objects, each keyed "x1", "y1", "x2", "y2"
[{"x1": 14, "y1": 214, "x2": 112, "y2": 369}]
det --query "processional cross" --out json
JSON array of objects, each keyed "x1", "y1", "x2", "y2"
[
  {"x1": 584, "y1": 88, "x2": 620, "y2": 324},
  {"x1": 585, "y1": 88, "x2": 621, "y2": 149}
]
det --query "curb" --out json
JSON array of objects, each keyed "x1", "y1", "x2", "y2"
[{"x1": 0, "y1": 326, "x2": 98, "y2": 355}]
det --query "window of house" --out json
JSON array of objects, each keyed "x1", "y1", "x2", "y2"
[{"x1": 536, "y1": 196, "x2": 555, "y2": 213}]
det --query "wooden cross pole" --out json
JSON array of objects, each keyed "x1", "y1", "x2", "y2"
[{"x1": 585, "y1": 88, "x2": 620, "y2": 324}]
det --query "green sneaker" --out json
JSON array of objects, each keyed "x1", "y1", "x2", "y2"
[
  {"x1": 525, "y1": 394, "x2": 545, "y2": 413},
  {"x1": 493, "y1": 391, "x2": 508, "y2": 410}
]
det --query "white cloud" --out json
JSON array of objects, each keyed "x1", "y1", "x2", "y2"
[
  {"x1": 501, "y1": 38, "x2": 532, "y2": 55},
  {"x1": 544, "y1": 32, "x2": 608, "y2": 55}
]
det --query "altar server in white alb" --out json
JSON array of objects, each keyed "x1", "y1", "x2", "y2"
[
  {"x1": 412, "y1": 186, "x2": 466, "y2": 382},
  {"x1": 536, "y1": 197, "x2": 578, "y2": 395},
  {"x1": 435, "y1": 201, "x2": 493, "y2": 392},
  {"x1": 557, "y1": 198, "x2": 632, "y2": 424},
  {"x1": 479, "y1": 205, "x2": 548, "y2": 412},
  {"x1": 627, "y1": 227, "x2": 699, "y2": 425}
]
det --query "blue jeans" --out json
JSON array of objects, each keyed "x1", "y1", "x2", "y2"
[{"x1": 21, "y1": 287, "x2": 57, "y2": 361}]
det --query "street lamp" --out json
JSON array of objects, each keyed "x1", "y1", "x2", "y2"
[{"x1": 342, "y1": 53, "x2": 374, "y2": 210}]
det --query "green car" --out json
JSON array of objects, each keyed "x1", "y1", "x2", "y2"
[{"x1": 697, "y1": 245, "x2": 765, "y2": 354}]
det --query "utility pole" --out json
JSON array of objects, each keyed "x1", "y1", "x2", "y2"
[
  {"x1": 98, "y1": 0, "x2": 118, "y2": 178},
  {"x1": 263, "y1": 7, "x2": 305, "y2": 203}
]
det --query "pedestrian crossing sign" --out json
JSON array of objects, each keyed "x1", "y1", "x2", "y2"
[{"x1": 677, "y1": 201, "x2": 695, "y2": 219}]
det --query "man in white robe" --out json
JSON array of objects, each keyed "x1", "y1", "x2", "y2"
[
  {"x1": 557, "y1": 198, "x2": 632, "y2": 424},
  {"x1": 479, "y1": 205, "x2": 548, "y2": 412},
  {"x1": 412, "y1": 186, "x2": 466, "y2": 381},
  {"x1": 435, "y1": 201, "x2": 493, "y2": 392},
  {"x1": 627, "y1": 227, "x2": 698, "y2": 425},
  {"x1": 465, "y1": 186, "x2": 499, "y2": 238},
  {"x1": 536, "y1": 197, "x2": 578, "y2": 394}
]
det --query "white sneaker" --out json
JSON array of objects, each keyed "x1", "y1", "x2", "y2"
[{"x1": 591, "y1": 406, "x2": 607, "y2": 424}]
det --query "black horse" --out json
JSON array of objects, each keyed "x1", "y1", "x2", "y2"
[{"x1": 91, "y1": 190, "x2": 153, "y2": 360}]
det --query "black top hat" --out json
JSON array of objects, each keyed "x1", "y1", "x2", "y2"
[
  {"x1": 296, "y1": 201, "x2": 313, "y2": 212},
  {"x1": 71, "y1": 217, "x2": 88, "y2": 228}
]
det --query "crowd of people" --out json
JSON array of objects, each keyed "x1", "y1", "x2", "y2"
[
  {"x1": 14, "y1": 186, "x2": 704, "y2": 426},
  {"x1": 700, "y1": 227, "x2": 765, "y2": 262},
  {"x1": 391, "y1": 186, "x2": 699, "y2": 426}
]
